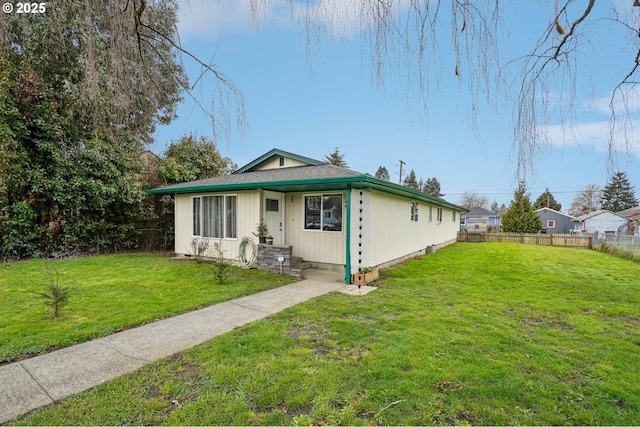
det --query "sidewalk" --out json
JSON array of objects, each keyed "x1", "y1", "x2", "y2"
[{"x1": 0, "y1": 277, "x2": 348, "y2": 424}]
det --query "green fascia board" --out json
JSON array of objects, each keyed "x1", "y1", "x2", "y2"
[
  {"x1": 233, "y1": 148, "x2": 324, "y2": 174},
  {"x1": 146, "y1": 175, "x2": 464, "y2": 212}
]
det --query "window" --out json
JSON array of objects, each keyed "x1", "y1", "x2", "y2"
[
  {"x1": 547, "y1": 220, "x2": 556, "y2": 228},
  {"x1": 452, "y1": 211, "x2": 457, "y2": 222},
  {"x1": 266, "y1": 199, "x2": 279, "y2": 212},
  {"x1": 429, "y1": 206, "x2": 433, "y2": 222},
  {"x1": 279, "y1": 157, "x2": 285, "y2": 167},
  {"x1": 411, "y1": 202, "x2": 419, "y2": 222},
  {"x1": 193, "y1": 197, "x2": 201, "y2": 236},
  {"x1": 192, "y1": 195, "x2": 237, "y2": 238},
  {"x1": 436, "y1": 207, "x2": 443, "y2": 222},
  {"x1": 304, "y1": 194, "x2": 342, "y2": 231}
]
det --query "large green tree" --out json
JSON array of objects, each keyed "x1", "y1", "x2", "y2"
[
  {"x1": 501, "y1": 182, "x2": 542, "y2": 233},
  {"x1": 374, "y1": 166, "x2": 390, "y2": 181},
  {"x1": 423, "y1": 177, "x2": 444, "y2": 197},
  {"x1": 601, "y1": 172, "x2": 638, "y2": 212},
  {"x1": 533, "y1": 188, "x2": 562, "y2": 211},
  {"x1": 0, "y1": 2, "x2": 185, "y2": 258},
  {"x1": 403, "y1": 169, "x2": 419, "y2": 190},
  {"x1": 158, "y1": 134, "x2": 236, "y2": 185}
]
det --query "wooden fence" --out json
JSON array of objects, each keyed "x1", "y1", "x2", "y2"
[{"x1": 457, "y1": 231, "x2": 592, "y2": 249}]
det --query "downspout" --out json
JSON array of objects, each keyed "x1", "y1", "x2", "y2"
[{"x1": 344, "y1": 184, "x2": 352, "y2": 284}]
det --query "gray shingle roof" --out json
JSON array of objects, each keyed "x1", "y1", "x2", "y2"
[{"x1": 155, "y1": 164, "x2": 362, "y2": 192}]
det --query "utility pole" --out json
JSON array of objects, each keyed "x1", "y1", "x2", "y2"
[{"x1": 398, "y1": 160, "x2": 405, "y2": 185}]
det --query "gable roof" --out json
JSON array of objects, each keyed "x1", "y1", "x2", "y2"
[
  {"x1": 573, "y1": 210, "x2": 629, "y2": 221},
  {"x1": 616, "y1": 206, "x2": 640, "y2": 217},
  {"x1": 233, "y1": 148, "x2": 324, "y2": 174},
  {"x1": 147, "y1": 155, "x2": 464, "y2": 212},
  {"x1": 461, "y1": 206, "x2": 499, "y2": 217},
  {"x1": 534, "y1": 207, "x2": 575, "y2": 219}
]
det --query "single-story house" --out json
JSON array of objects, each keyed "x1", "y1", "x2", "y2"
[
  {"x1": 535, "y1": 208, "x2": 575, "y2": 234},
  {"x1": 460, "y1": 206, "x2": 501, "y2": 232},
  {"x1": 147, "y1": 148, "x2": 464, "y2": 283},
  {"x1": 572, "y1": 210, "x2": 629, "y2": 235}
]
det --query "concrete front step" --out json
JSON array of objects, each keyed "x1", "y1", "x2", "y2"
[{"x1": 290, "y1": 256, "x2": 312, "y2": 270}]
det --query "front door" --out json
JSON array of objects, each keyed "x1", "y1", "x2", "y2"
[{"x1": 264, "y1": 191, "x2": 284, "y2": 245}]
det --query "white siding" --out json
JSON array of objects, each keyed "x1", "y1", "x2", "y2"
[
  {"x1": 579, "y1": 212, "x2": 629, "y2": 234},
  {"x1": 360, "y1": 190, "x2": 460, "y2": 267},
  {"x1": 174, "y1": 191, "x2": 261, "y2": 262},
  {"x1": 284, "y1": 192, "x2": 346, "y2": 265},
  {"x1": 174, "y1": 187, "x2": 460, "y2": 269}
]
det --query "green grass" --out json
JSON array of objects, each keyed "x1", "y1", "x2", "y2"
[
  {"x1": 15, "y1": 243, "x2": 640, "y2": 425},
  {"x1": 0, "y1": 253, "x2": 294, "y2": 363}
]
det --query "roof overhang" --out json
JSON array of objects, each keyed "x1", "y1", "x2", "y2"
[{"x1": 146, "y1": 175, "x2": 464, "y2": 212}]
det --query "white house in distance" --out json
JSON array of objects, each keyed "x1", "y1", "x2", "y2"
[
  {"x1": 572, "y1": 210, "x2": 629, "y2": 235},
  {"x1": 148, "y1": 148, "x2": 463, "y2": 284}
]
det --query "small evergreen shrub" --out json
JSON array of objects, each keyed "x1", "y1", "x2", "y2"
[
  {"x1": 213, "y1": 243, "x2": 230, "y2": 285},
  {"x1": 32, "y1": 266, "x2": 73, "y2": 318}
]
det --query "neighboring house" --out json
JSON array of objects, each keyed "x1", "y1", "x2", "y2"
[
  {"x1": 617, "y1": 206, "x2": 640, "y2": 236},
  {"x1": 147, "y1": 148, "x2": 464, "y2": 283},
  {"x1": 460, "y1": 207, "x2": 501, "y2": 232},
  {"x1": 573, "y1": 210, "x2": 629, "y2": 235},
  {"x1": 535, "y1": 208, "x2": 575, "y2": 234}
]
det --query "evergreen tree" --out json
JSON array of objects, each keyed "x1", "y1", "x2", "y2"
[
  {"x1": 423, "y1": 177, "x2": 444, "y2": 197},
  {"x1": 533, "y1": 188, "x2": 562, "y2": 211},
  {"x1": 403, "y1": 169, "x2": 419, "y2": 190},
  {"x1": 601, "y1": 172, "x2": 638, "y2": 212},
  {"x1": 324, "y1": 147, "x2": 348, "y2": 168},
  {"x1": 501, "y1": 181, "x2": 542, "y2": 233},
  {"x1": 374, "y1": 166, "x2": 390, "y2": 181},
  {"x1": 491, "y1": 200, "x2": 499, "y2": 213}
]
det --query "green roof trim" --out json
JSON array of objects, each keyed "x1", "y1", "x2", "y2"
[
  {"x1": 146, "y1": 173, "x2": 464, "y2": 212},
  {"x1": 233, "y1": 148, "x2": 324, "y2": 174}
]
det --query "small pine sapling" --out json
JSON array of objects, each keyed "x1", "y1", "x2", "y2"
[
  {"x1": 212, "y1": 242, "x2": 230, "y2": 285},
  {"x1": 32, "y1": 266, "x2": 73, "y2": 318}
]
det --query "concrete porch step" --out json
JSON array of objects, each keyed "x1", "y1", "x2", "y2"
[{"x1": 291, "y1": 257, "x2": 312, "y2": 270}]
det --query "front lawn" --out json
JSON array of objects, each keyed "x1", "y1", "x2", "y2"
[
  {"x1": 0, "y1": 253, "x2": 294, "y2": 363},
  {"x1": 15, "y1": 243, "x2": 640, "y2": 425}
]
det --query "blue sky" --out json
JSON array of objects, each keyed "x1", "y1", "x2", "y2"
[{"x1": 152, "y1": 0, "x2": 640, "y2": 211}]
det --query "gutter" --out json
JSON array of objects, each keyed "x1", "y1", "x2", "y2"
[{"x1": 146, "y1": 175, "x2": 464, "y2": 212}]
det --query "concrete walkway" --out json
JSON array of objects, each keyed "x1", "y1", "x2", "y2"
[{"x1": 0, "y1": 278, "x2": 348, "y2": 424}]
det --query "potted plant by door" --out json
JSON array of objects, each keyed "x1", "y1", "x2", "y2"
[
  {"x1": 265, "y1": 235, "x2": 274, "y2": 245},
  {"x1": 253, "y1": 221, "x2": 269, "y2": 244}
]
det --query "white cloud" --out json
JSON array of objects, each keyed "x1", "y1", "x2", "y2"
[
  {"x1": 176, "y1": 0, "x2": 262, "y2": 40},
  {"x1": 543, "y1": 120, "x2": 640, "y2": 156},
  {"x1": 585, "y1": 88, "x2": 640, "y2": 115},
  {"x1": 176, "y1": 0, "x2": 413, "y2": 41}
]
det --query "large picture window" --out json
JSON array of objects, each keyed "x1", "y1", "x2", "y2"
[
  {"x1": 192, "y1": 195, "x2": 237, "y2": 238},
  {"x1": 305, "y1": 194, "x2": 342, "y2": 231}
]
